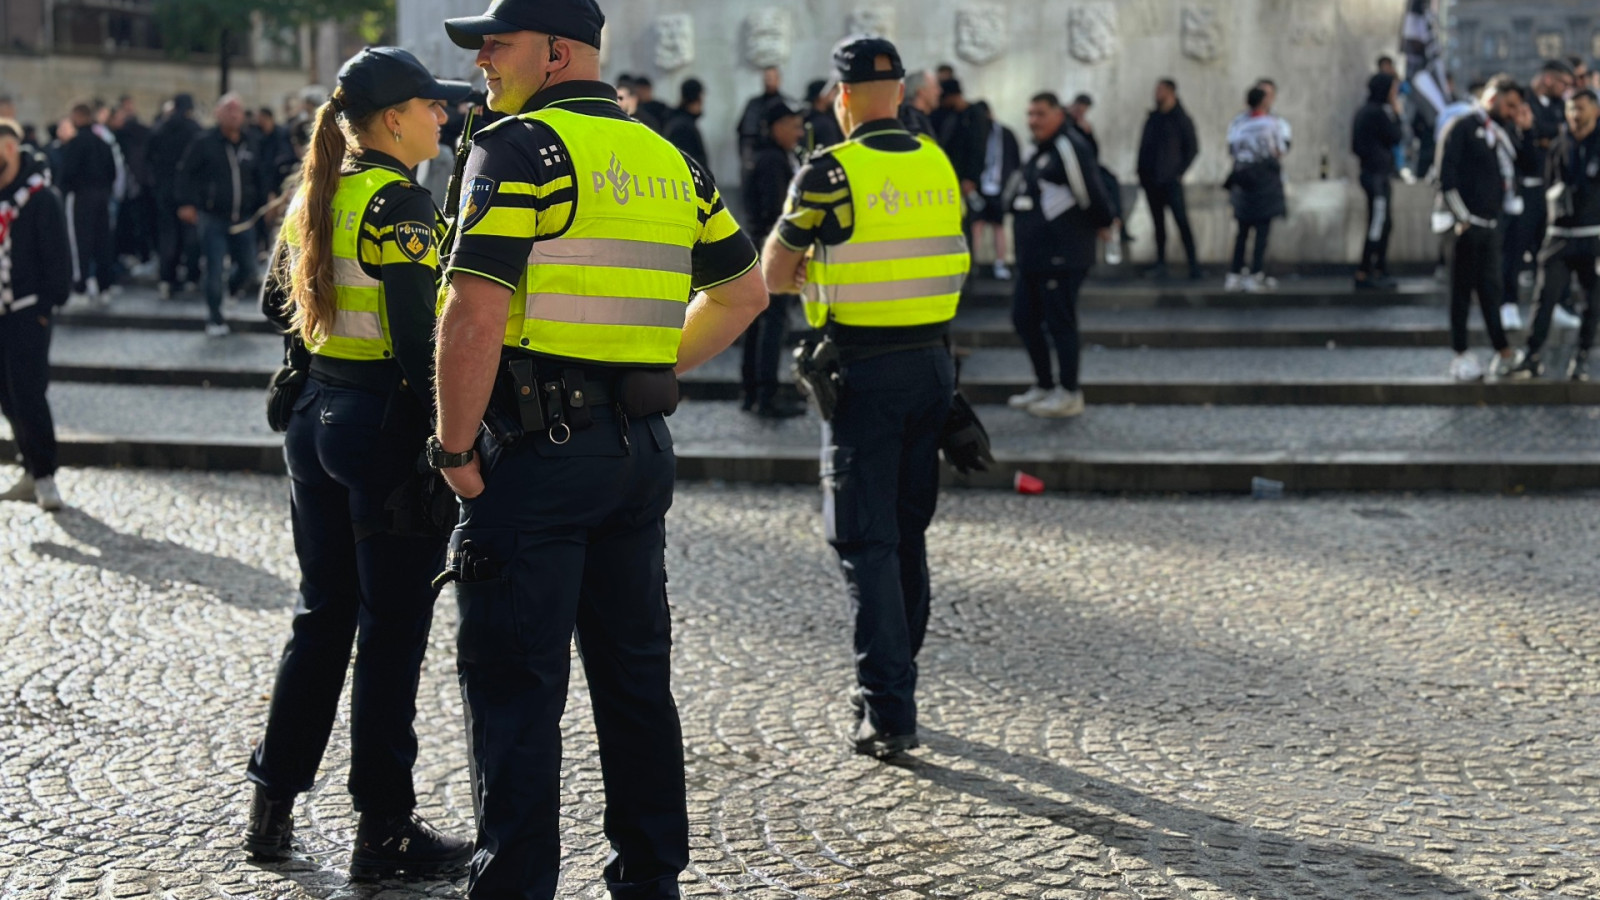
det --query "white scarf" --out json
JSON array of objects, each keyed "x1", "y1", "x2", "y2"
[{"x1": 0, "y1": 167, "x2": 49, "y2": 312}]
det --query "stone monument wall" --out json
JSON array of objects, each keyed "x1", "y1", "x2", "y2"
[{"x1": 401, "y1": 0, "x2": 1430, "y2": 264}]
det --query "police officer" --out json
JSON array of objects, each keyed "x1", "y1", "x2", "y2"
[
  {"x1": 244, "y1": 47, "x2": 473, "y2": 878},
  {"x1": 432, "y1": 0, "x2": 768, "y2": 895},
  {"x1": 760, "y1": 35, "x2": 970, "y2": 760}
]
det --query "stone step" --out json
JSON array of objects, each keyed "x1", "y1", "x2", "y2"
[
  {"x1": 960, "y1": 276, "x2": 1446, "y2": 309},
  {"x1": 42, "y1": 330, "x2": 1588, "y2": 405},
  {"x1": 6, "y1": 384, "x2": 1599, "y2": 492}
]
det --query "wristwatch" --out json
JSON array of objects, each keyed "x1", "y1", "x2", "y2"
[{"x1": 425, "y1": 434, "x2": 476, "y2": 470}]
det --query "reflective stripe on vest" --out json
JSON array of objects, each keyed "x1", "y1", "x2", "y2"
[
  {"x1": 283, "y1": 166, "x2": 409, "y2": 360},
  {"x1": 503, "y1": 105, "x2": 701, "y2": 365},
  {"x1": 803, "y1": 135, "x2": 969, "y2": 329}
]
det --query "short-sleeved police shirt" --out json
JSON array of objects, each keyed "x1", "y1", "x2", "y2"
[
  {"x1": 446, "y1": 81, "x2": 757, "y2": 294},
  {"x1": 776, "y1": 119, "x2": 923, "y2": 252}
]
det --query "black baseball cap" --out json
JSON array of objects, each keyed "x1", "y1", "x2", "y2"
[
  {"x1": 831, "y1": 35, "x2": 905, "y2": 85},
  {"x1": 446, "y1": 0, "x2": 606, "y2": 51},
  {"x1": 337, "y1": 47, "x2": 473, "y2": 116},
  {"x1": 763, "y1": 99, "x2": 805, "y2": 127}
]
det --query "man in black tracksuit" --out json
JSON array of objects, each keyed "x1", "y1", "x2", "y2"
[
  {"x1": 1352, "y1": 73, "x2": 1403, "y2": 288},
  {"x1": 174, "y1": 95, "x2": 266, "y2": 333},
  {"x1": 1137, "y1": 78, "x2": 1201, "y2": 280},
  {"x1": 1503, "y1": 61, "x2": 1575, "y2": 320},
  {"x1": 0, "y1": 121, "x2": 73, "y2": 510},
  {"x1": 1006, "y1": 92, "x2": 1115, "y2": 419},
  {"x1": 1437, "y1": 76, "x2": 1528, "y2": 381},
  {"x1": 60, "y1": 104, "x2": 118, "y2": 298},
  {"x1": 740, "y1": 101, "x2": 806, "y2": 418},
  {"x1": 1509, "y1": 89, "x2": 1600, "y2": 380}
]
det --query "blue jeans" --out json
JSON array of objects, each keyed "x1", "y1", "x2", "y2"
[
  {"x1": 199, "y1": 213, "x2": 258, "y2": 324},
  {"x1": 821, "y1": 345, "x2": 956, "y2": 737}
]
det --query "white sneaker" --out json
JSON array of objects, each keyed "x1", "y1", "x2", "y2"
[
  {"x1": 33, "y1": 476, "x2": 62, "y2": 512},
  {"x1": 1450, "y1": 353, "x2": 1484, "y2": 382},
  {"x1": 1223, "y1": 272, "x2": 1246, "y2": 293},
  {"x1": 1500, "y1": 303, "x2": 1523, "y2": 331},
  {"x1": 1250, "y1": 272, "x2": 1278, "y2": 291},
  {"x1": 992, "y1": 261, "x2": 1012, "y2": 280},
  {"x1": 1489, "y1": 352, "x2": 1517, "y2": 380},
  {"x1": 1007, "y1": 385, "x2": 1050, "y2": 409},
  {"x1": 1552, "y1": 305, "x2": 1583, "y2": 329},
  {"x1": 1027, "y1": 386, "x2": 1086, "y2": 418},
  {"x1": 0, "y1": 472, "x2": 35, "y2": 502},
  {"x1": 205, "y1": 322, "x2": 231, "y2": 338}
]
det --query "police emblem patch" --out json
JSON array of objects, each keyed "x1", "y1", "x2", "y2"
[
  {"x1": 395, "y1": 222, "x2": 433, "y2": 263},
  {"x1": 460, "y1": 176, "x2": 497, "y2": 232}
]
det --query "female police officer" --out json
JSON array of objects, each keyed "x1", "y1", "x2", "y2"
[{"x1": 243, "y1": 47, "x2": 473, "y2": 879}]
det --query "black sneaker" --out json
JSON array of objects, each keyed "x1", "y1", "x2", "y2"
[
  {"x1": 243, "y1": 786, "x2": 295, "y2": 861},
  {"x1": 1188, "y1": 264, "x2": 1205, "y2": 281},
  {"x1": 1570, "y1": 351, "x2": 1590, "y2": 382},
  {"x1": 756, "y1": 399, "x2": 806, "y2": 420},
  {"x1": 349, "y1": 811, "x2": 473, "y2": 881},
  {"x1": 1146, "y1": 262, "x2": 1169, "y2": 281},
  {"x1": 1507, "y1": 351, "x2": 1545, "y2": 380},
  {"x1": 851, "y1": 720, "x2": 919, "y2": 761}
]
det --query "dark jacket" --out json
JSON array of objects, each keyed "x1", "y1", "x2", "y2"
[
  {"x1": 114, "y1": 117, "x2": 154, "y2": 194},
  {"x1": 174, "y1": 127, "x2": 266, "y2": 223},
  {"x1": 60, "y1": 128, "x2": 117, "y2": 196},
  {"x1": 638, "y1": 99, "x2": 672, "y2": 135},
  {"x1": 806, "y1": 109, "x2": 844, "y2": 154},
  {"x1": 1, "y1": 152, "x2": 74, "y2": 309},
  {"x1": 1226, "y1": 155, "x2": 1286, "y2": 223},
  {"x1": 897, "y1": 103, "x2": 936, "y2": 138},
  {"x1": 737, "y1": 90, "x2": 788, "y2": 170},
  {"x1": 1137, "y1": 102, "x2": 1199, "y2": 186},
  {"x1": 147, "y1": 113, "x2": 202, "y2": 200},
  {"x1": 744, "y1": 143, "x2": 800, "y2": 241},
  {"x1": 1439, "y1": 109, "x2": 1520, "y2": 226},
  {"x1": 253, "y1": 125, "x2": 296, "y2": 197},
  {"x1": 938, "y1": 103, "x2": 988, "y2": 184},
  {"x1": 1528, "y1": 92, "x2": 1567, "y2": 179},
  {"x1": 1352, "y1": 74, "x2": 1403, "y2": 177},
  {"x1": 1545, "y1": 126, "x2": 1600, "y2": 235},
  {"x1": 663, "y1": 109, "x2": 711, "y2": 178},
  {"x1": 1008, "y1": 124, "x2": 1114, "y2": 271}
]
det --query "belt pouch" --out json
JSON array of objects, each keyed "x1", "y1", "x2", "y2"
[
  {"x1": 561, "y1": 368, "x2": 594, "y2": 432},
  {"x1": 618, "y1": 369, "x2": 681, "y2": 417},
  {"x1": 506, "y1": 358, "x2": 546, "y2": 433}
]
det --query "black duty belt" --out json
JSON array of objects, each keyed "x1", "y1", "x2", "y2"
[{"x1": 836, "y1": 338, "x2": 949, "y2": 364}]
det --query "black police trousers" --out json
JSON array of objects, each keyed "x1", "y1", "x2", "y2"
[
  {"x1": 1527, "y1": 237, "x2": 1600, "y2": 354},
  {"x1": 0, "y1": 309, "x2": 58, "y2": 479},
  {"x1": 822, "y1": 346, "x2": 956, "y2": 738},
  {"x1": 454, "y1": 405, "x2": 683, "y2": 900},
  {"x1": 247, "y1": 378, "x2": 445, "y2": 814}
]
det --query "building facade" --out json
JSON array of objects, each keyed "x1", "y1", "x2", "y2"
[{"x1": 1447, "y1": 0, "x2": 1599, "y2": 85}]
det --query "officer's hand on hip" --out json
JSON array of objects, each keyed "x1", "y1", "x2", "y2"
[{"x1": 442, "y1": 457, "x2": 484, "y2": 500}]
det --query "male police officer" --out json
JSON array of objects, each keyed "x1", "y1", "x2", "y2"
[
  {"x1": 761, "y1": 36, "x2": 969, "y2": 761},
  {"x1": 432, "y1": 1, "x2": 767, "y2": 897}
]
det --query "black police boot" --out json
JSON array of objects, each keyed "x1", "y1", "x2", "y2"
[
  {"x1": 349, "y1": 811, "x2": 473, "y2": 881},
  {"x1": 756, "y1": 398, "x2": 806, "y2": 420},
  {"x1": 1570, "y1": 351, "x2": 1590, "y2": 382},
  {"x1": 851, "y1": 719, "x2": 919, "y2": 761},
  {"x1": 243, "y1": 786, "x2": 295, "y2": 860}
]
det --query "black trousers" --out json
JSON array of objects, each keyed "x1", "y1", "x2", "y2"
[
  {"x1": 69, "y1": 188, "x2": 116, "y2": 291},
  {"x1": 1502, "y1": 183, "x2": 1547, "y2": 306},
  {"x1": 1358, "y1": 172, "x2": 1393, "y2": 276},
  {"x1": 454, "y1": 407, "x2": 683, "y2": 900},
  {"x1": 739, "y1": 293, "x2": 792, "y2": 405},
  {"x1": 115, "y1": 190, "x2": 156, "y2": 263},
  {"x1": 1526, "y1": 237, "x2": 1600, "y2": 354},
  {"x1": 155, "y1": 191, "x2": 199, "y2": 287},
  {"x1": 247, "y1": 379, "x2": 445, "y2": 814},
  {"x1": 1231, "y1": 218, "x2": 1272, "y2": 274},
  {"x1": 1013, "y1": 268, "x2": 1088, "y2": 391},
  {"x1": 1142, "y1": 180, "x2": 1198, "y2": 266},
  {"x1": 822, "y1": 346, "x2": 956, "y2": 738},
  {"x1": 0, "y1": 309, "x2": 58, "y2": 479},
  {"x1": 1449, "y1": 225, "x2": 1510, "y2": 353}
]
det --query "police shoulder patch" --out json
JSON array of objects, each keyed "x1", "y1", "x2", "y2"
[
  {"x1": 395, "y1": 221, "x2": 434, "y2": 263},
  {"x1": 459, "y1": 177, "x2": 497, "y2": 232}
]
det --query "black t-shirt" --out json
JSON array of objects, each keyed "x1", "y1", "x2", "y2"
[{"x1": 446, "y1": 81, "x2": 756, "y2": 296}]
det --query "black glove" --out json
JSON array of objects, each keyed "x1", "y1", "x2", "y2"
[{"x1": 939, "y1": 392, "x2": 994, "y2": 475}]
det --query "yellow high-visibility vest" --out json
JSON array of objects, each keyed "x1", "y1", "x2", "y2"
[
  {"x1": 498, "y1": 106, "x2": 702, "y2": 365},
  {"x1": 283, "y1": 166, "x2": 408, "y2": 361},
  {"x1": 803, "y1": 134, "x2": 969, "y2": 329}
]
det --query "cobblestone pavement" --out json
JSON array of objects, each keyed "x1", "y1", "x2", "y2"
[{"x1": 4, "y1": 470, "x2": 1600, "y2": 898}]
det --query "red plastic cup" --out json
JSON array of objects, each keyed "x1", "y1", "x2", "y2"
[{"x1": 1014, "y1": 471, "x2": 1045, "y2": 495}]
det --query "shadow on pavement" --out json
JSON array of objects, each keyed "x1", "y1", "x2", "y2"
[
  {"x1": 32, "y1": 507, "x2": 292, "y2": 611},
  {"x1": 241, "y1": 853, "x2": 468, "y2": 900},
  {"x1": 912, "y1": 728, "x2": 1484, "y2": 900}
]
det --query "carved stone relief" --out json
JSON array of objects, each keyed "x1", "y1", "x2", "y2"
[
  {"x1": 1181, "y1": 7, "x2": 1223, "y2": 63},
  {"x1": 654, "y1": 14, "x2": 695, "y2": 71},
  {"x1": 846, "y1": 7, "x2": 896, "y2": 40},
  {"x1": 743, "y1": 8, "x2": 792, "y2": 69},
  {"x1": 1067, "y1": 4, "x2": 1117, "y2": 64},
  {"x1": 955, "y1": 4, "x2": 1006, "y2": 66}
]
